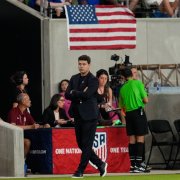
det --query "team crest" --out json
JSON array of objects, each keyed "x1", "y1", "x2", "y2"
[{"x1": 90, "y1": 132, "x2": 107, "y2": 168}]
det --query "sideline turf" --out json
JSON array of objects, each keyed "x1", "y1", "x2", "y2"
[{"x1": 1, "y1": 174, "x2": 180, "y2": 180}]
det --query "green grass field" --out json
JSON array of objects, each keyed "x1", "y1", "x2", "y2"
[{"x1": 1, "y1": 174, "x2": 180, "y2": 180}]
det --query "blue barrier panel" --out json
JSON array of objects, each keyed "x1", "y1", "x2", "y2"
[
  {"x1": 88, "y1": 0, "x2": 100, "y2": 5},
  {"x1": 25, "y1": 128, "x2": 53, "y2": 174}
]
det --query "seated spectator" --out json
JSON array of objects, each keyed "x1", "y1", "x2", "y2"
[
  {"x1": 7, "y1": 93, "x2": 40, "y2": 174},
  {"x1": 100, "y1": 0, "x2": 119, "y2": 5},
  {"x1": 129, "y1": 0, "x2": 179, "y2": 17},
  {"x1": 78, "y1": 0, "x2": 88, "y2": 4},
  {"x1": 96, "y1": 69, "x2": 122, "y2": 126},
  {"x1": 19, "y1": 0, "x2": 73, "y2": 18},
  {"x1": 77, "y1": 0, "x2": 119, "y2": 5},
  {"x1": 129, "y1": 0, "x2": 139, "y2": 11},
  {"x1": 36, "y1": 0, "x2": 73, "y2": 18},
  {"x1": 58, "y1": 79, "x2": 73, "y2": 120},
  {"x1": 42, "y1": 94, "x2": 74, "y2": 127}
]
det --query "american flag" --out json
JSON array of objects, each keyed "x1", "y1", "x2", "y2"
[{"x1": 65, "y1": 5, "x2": 136, "y2": 50}]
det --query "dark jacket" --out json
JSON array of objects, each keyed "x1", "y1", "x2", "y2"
[
  {"x1": 42, "y1": 107, "x2": 69, "y2": 127},
  {"x1": 65, "y1": 72, "x2": 99, "y2": 120}
]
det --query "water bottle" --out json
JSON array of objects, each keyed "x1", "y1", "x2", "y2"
[
  {"x1": 156, "y1": 79, "x2": 161, "y2": 93},
  {"x1": 43, "y1": 0, "x2": 48, "y2": 17},
  {"x1": 47, "y1": 1, "x2": 53, "y2": 18},
  {"x1": 40, "y1": 0, "x2": 44, "y2": 16}
]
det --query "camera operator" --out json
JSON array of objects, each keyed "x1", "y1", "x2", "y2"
[
  {"x1": 109, "y1": 54, "x2": 132, "y2": 99},
  {"x1": 109, "y1": 54, "x2": 124, "y2": 99}
]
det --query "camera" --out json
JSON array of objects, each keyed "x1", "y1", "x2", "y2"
[
  {"x1": 111, "y1": 54, "x2": 119, "y2": 62},
  {"x1": 124, "y1": 55, "x2": 132, "y2": 67},
  {"x1": 108, "y1": 54, "x2": 133, "y2": 97}
]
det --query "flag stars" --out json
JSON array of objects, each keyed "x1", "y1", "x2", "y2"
[{"x1": 67, "y1": 5, "x2": 98, "y2": 24}]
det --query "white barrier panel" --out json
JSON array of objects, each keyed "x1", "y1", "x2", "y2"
[{"x1": 0, "y1": 119, "x2": 24, "y2": 177}]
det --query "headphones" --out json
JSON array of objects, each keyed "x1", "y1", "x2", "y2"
[{"x1": 11, "y1": 71, "x2": 27, "y2": 85}]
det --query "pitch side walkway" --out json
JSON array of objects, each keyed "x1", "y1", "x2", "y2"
[
  {"x1": 27, "y1": 169, "x2": 180, "y2": 178},
  {"x1": 0, "y1": 169, "x2": 180, "y2": 178}
]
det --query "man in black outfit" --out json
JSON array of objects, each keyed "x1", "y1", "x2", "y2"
[{"x1": 65, "y1": 55, "x2": 107, "y2": 178}]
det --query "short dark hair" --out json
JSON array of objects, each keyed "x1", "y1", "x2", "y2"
[
  {"x1": 121, "y1": 68, "x2": 133, "y2": 78},
  {"x1": 78, "y1": 55, "x2": 91, "y2": 64}
]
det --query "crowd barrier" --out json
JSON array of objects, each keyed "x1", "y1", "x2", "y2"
[
  {"x1": 0, "y1": 120, "x2": 24, "y2": 177},
  {"x1": 25, "y1": 126, "x2": 130, "y2": 174}
]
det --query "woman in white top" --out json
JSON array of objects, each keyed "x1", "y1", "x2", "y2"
[{"x1": 42, "y1": 94, "x2": 74, "y2": 127}]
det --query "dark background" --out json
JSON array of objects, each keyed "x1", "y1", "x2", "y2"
[{"x1": 0, "y1": 0, "x2": 42, "y2": 121}]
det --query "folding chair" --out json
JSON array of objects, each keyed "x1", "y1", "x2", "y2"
[
  {"x1": 172, "y1": 119, "x2": 180, "y2": 168},
  {"x1": 147, "y1": 119, "x2": 178, "y2": 169}
]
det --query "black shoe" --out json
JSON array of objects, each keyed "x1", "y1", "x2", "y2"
[
  {"x1": 129, "y1": 166, "x2": 135, "y2": 173},
  {"x1": 140, "y1": 162, "x2": 152, "y2": 171},
  {"x1": 72, "y1": 171, "x2": 83, "y2": 178},
  {"x1": 99, "y1": 162, "x2": 108, "y2": 177},
  {"x1": 133, "y1": 165, "x2": 151, "y2": 173}
]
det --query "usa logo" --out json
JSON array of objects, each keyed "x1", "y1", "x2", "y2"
[{"x1": 90, "y1": 132, "x2": 107, "y2": 168}]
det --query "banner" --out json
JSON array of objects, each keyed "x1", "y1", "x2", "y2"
[{"x1": 52, "y1": 127, "x2": 130, "y2": 174}]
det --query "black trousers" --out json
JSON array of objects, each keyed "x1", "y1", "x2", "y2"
[{"x1": 74, "y1": 117, "x2": 103, "y2": 173}]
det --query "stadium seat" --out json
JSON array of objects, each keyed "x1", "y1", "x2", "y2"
[
  {"x1": 147, "y1": 119, "x2": 178, "y2": 169},
  {"x1": 172, "y1": 119, "x2": 180, "y2": 168}
]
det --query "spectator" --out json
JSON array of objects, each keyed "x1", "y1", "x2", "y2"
[
  {"x1": 96, "y1": 69, "x2": 122, "y2": 126},
  {"x1": 42, "y1": 94, "x2": 74, "y2": 127},
  {"x1": 159, "y1": 0, "x2": 179, "y2": 17},
  {"x1": 36, "y1": 0, "x2": 73, "y2": 17},
  {"x1": 100, "y1": 0, "x2": 119, "y2": 5},
  {"x1": 77, "y1": 0, "x2": 119, "y2": 5},
  {"x1": 58, "y1": 79, "x2": 73, "y2": 120},
  {"x1": 78, "y1": 0, "x2": 88, "y2": 4},
  {"x1": 129, "y1": 0, "x2": 139, "y2": 11},
  {"x1": 58, "y1": 79, "x2": 69, "y2": 93},
  {"x1": 129, "y1": 0, "x2": 179, "y2": 17},
  {"x1": 119, "y1": 68, "x2": 150, "y2": 173},
  {"x1": 7, "y1": 93, "x2": 40, "y2": 174},
  {"x1": 10, "y1": 71, "x2": 29, "y2": 108},
  {"x1": 19, "y1": 0, "x2": 73, "y2": 17},
  {"x1": 65, "y1": 55, "x2": 107, "y2": 178}
]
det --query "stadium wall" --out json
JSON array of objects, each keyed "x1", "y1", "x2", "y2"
[
  {"x1": 44, "y1": 19, "x2": 180, "y2": 96},
  {"x1": 0, "y1": 119, "x2": 24, "y2": 177}
]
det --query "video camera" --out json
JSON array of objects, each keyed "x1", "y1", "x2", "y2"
[
  {"x1": 109, "y1": 54, "x2": 132, "y2": 94},
  {"x1": 111, "y1": 54, "x2": 120, "y2": 62}
]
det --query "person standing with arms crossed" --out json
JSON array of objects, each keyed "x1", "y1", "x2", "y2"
[
  {"x1": 65, "y1": 55, "x2": 107, "y2": 178},
  {"x1": 119, "y1": 68, "x2": 150, "y2": 173}
]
